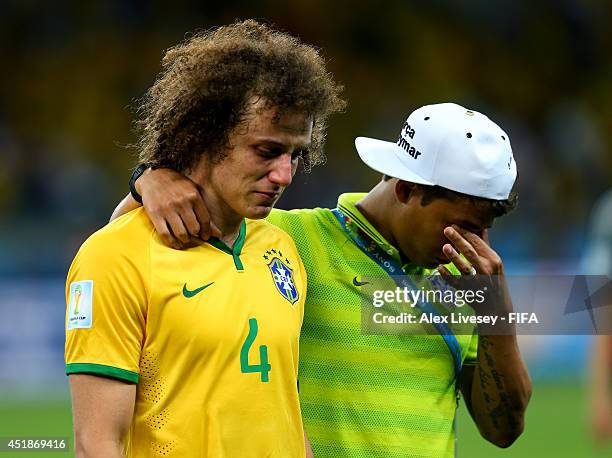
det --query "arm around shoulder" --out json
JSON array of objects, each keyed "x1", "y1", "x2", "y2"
[
  {"x1": 110, "y1": 193, "x2": 142, "y2": 223},
  {"x1": 111, "y1": 167, "x2": 218, "y2": 248}
]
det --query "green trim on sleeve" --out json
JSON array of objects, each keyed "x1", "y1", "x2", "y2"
[{"x1": 66, "y1": 363, "x2": 139, "y2": 383}]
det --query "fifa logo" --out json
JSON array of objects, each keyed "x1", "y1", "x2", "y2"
[
  {"x1": 73, "y1": 284, "x2": 82, "y2": 315},
  {"x1": 67, "y1": 280, "x2": 92, "y2": 330}
]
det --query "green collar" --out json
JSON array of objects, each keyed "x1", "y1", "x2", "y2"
[
  {"x1": 336, "y1": 193, "x2": 425, "y2": 274},
  {"x1": 208, "y1": 220, "x2": 246, "y2": 271}
]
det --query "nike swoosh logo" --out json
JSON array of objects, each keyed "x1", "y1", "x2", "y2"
[
  {"x1": 352, "y1": 276, "x2": 370, "y2": 287},
  {"x1": 182, "y1": 282, "x2": 214, "y2": 298}
]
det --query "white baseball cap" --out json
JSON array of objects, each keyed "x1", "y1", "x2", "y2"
[{"x1": 355, "y1": 103, "x2": 517, "y2": 200}]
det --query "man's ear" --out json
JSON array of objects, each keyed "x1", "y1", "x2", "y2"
[{"x1": 395, "y1": 181, "x2": 421, "y2": 205}]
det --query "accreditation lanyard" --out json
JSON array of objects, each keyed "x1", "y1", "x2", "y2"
[{"x1": 332, "y1": 207, "x2": 463, "y2": 379}]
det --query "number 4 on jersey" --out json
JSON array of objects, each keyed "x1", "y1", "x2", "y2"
[{"x1": 240, "y1": 318, "x2": 271, "y2": 382}]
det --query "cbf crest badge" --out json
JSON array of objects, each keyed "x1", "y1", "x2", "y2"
[{"x1": 264, "y1": 249, "x2": 299, "y2": 305}]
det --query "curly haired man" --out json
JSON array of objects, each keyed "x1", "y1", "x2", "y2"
[{"x1": 64, "y1": 20, "x2": 344, "y2": 457}]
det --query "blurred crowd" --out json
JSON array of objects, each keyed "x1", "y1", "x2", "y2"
[{"x1": 0, "y1": 0, "x2": 610, "y2": 275}]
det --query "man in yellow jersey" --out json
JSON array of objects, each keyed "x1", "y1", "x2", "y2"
[
  {"x1": 113, "y1": 103, "x2": 532, "y2": 457},
  {"x1": 65, "y1": 20, "x2": 344, "y2": 457}
]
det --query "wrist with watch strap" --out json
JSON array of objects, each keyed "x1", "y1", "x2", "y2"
[{"x1": 129, "y1": 163, "x2": 152, "y2": 203}]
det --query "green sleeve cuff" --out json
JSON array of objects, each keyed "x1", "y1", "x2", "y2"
[{"x1": 66, "y1": 363, "x2": 139, "y2": 383}]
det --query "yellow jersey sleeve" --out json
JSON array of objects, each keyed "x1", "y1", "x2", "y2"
[{"x1": 65, "y1": 211, "x2": 151, "y2": 383}]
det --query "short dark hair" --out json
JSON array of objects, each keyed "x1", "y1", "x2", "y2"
[
  {"x1": 383, "y1": 174, "x2": 518, "y2": 217},
  {"x1": 136, "y1": 20, "x2": 345, "y2": 173}
]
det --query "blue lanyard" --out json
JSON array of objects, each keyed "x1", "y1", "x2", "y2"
[{"x1": 332, "y1": 208, "x2": 463, "y2": 379}]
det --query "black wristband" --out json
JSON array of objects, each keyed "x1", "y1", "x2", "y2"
[{"x1": 129, "y1": 163, "x2": 150, "y2": 204}]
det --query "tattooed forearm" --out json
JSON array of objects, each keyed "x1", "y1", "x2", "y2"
[
  {"x1": 466, "y1": 334, "x2": 531, "y2": 447},
  {"x1": 479, "y1": 337, "x2": 515, "y2": 428}
]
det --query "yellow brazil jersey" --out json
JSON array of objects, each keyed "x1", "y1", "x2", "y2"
[{"x1": 65, "y1": 208, "x2": 307, "y2": 458}]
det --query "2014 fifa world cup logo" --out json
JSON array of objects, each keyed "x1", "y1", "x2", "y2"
[{"x1": 73, "y1": 285, "x2": 82, "y2": 315}]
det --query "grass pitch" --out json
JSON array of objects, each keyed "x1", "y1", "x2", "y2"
[{"x1": 1, "y1": 383, "x2": 611, "y2": 457}]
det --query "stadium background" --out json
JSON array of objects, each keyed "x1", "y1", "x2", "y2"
[{"x1": 1, "y1": 1, "x2": 611, "y2": 456}]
